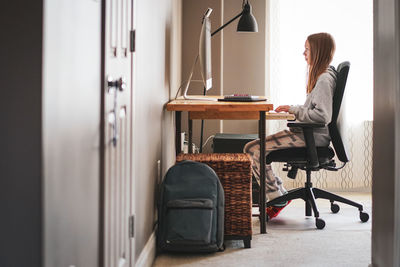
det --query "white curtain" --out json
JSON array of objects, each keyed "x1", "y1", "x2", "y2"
[{"x1": 267, "y1": 0, "x2": 373, "y2": 191}]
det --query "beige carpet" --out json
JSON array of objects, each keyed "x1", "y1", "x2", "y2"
[{"x1": 153, "y1": 192, "x2": 371, "y2": 267}]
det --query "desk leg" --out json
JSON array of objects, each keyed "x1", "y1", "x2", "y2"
[
  {"x1": 188, "y1": 117, "x2": 193, "y2": 154},
  {"x1": 259, "y1": 111, "x2": 267, "y2": 233},
  {"x1": 175, "y1": 111, "x2": 181, "y2": 156}
]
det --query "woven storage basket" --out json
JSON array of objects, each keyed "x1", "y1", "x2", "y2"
[{"x1": 176, "y1": 153, "x2": 252, "y2": 248}]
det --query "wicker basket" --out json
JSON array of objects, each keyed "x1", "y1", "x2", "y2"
[{"x1": 176, "y1": 153, "x2": 253, "y2": 248}]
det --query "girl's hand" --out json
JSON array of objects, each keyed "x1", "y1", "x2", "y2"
[{"x1": 275, "y1": 105, "x2": 291, "y2": 113}]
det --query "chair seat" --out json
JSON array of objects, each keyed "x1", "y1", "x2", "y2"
[{"x1": 266, "y1": 146, "x2": 335, "y2": 164}]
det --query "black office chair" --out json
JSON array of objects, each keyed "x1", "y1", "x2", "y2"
[{"x1": 265, "y1": 62, "x2": 369, "y2": 229}]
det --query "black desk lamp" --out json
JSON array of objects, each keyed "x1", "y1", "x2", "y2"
[
  {"x1": 212, "y1": 0, "x2": 258, "y2": 37},
  {"x1": 199, "y1": 0, "x2": 258, "y2": 152}
]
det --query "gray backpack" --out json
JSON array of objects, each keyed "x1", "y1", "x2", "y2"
[{"x1": 157, "y1": 160, "x2": 224, "y2": 252}]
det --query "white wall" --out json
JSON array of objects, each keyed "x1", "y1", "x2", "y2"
[
  {"x1": 134, "y1": 0, "x2": 179, "y2": 262},
  {"x1": 222, "y1": 0, "x2": 266, "y2": 134}
]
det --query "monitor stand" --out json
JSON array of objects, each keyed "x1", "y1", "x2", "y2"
[{"x1": 181, "y1": 55, "x2": 217, "y2": 101}]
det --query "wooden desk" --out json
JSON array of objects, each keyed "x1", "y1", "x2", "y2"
[{"x1": 166, "y1": 96, "x2": 294, "y2": 234}]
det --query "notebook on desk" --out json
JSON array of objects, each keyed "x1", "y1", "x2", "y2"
[{"x1": 217, "y1": 94, "x2": 267, "y2": 102}]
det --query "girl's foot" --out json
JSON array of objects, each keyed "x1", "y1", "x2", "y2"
[{"x1": 266, "y1": 200, "x2": 292, "y2": 219}]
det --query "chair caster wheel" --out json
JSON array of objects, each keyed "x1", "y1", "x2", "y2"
[
  {"x1": 330, "y1": 203, "x2": 340, "y2": 213},
  {"x1": 360, "y1": 211, "x2": 369, "y2": 222},
  {"x1": 316, "y1": 218, "x2": 326, "y2": 229}
]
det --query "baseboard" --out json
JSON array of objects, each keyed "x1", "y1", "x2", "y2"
[{"x1": 135, "y1": 231, "x2": 156, "y2": 267}]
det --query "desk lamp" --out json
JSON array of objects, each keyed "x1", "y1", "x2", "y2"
[
  {"x1": 212, "y1": 0, "x2": 258, "y2": 37},
  {"x1": 198, "y1": 0, "x2": 258, "y2": 152}
]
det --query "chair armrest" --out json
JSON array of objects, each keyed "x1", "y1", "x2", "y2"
[
  {"x1": 287, "y1": 122, "x2": 325, "y2": 128},
  {"x1": 286, "y1": 122, "x2": 325, "y2": 169}
]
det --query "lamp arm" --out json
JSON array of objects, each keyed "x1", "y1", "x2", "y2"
[{"x1": 211, "y1": 11, "x2": 243, "y2": 37}]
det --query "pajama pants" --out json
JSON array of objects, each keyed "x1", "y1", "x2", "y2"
[{"x1": 243, "y1": 129, "x2": 305, "y2": 201}]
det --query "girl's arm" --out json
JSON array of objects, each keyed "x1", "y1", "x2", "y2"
[{"x1": 289, "y1": 74, "x2": 335, "y2": 124}]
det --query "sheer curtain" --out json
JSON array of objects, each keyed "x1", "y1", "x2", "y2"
[{"x1": 267, "y1": 0, "x2": 373, "y2": 191}]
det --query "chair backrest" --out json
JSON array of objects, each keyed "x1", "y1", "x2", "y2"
[{"x1": 328, "y1": 61, "x2": 350, "y2": 163}]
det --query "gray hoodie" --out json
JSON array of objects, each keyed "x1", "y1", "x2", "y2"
[{"x1": 288, "y1": 66, "x2": 337, "y2": 146}]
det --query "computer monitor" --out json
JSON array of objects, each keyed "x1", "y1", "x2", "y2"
[
  {"x1": 199, "y1": 8, "x2": 212, "y2": 90},
  {"x1": 182, "y1": 8, "x2": 216, "y2": 101}
]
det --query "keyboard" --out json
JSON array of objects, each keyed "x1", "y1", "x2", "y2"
[{"x1": 218, "y1": 94, "x2": 266, "y2": 102}]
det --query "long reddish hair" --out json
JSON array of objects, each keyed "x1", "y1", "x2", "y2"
[{"x1": 306, "y1": 33, "x2": 336, "y2": 93}]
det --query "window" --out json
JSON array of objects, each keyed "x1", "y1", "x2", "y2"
[
  {"x1": 268, "y1": 0, "x2": 373, "y2": 190},
  {"x1": 268, "y1": 0, "x2": 373, "y2": 122}
]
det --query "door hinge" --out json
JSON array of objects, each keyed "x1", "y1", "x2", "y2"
[
  {"x1": 129, "y1": 215, "x2": 135, "y2": 238},
  {"x1": 130, "y1": 30, "x2": 136, "y2": 52}
]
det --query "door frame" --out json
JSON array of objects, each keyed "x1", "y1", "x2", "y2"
[{"x1": 372, "y1": 0, "x2": 400, "y2": 266}]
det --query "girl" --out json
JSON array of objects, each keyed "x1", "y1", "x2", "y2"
[{"x1": 244, "y1": 32, "x2": 337, "y2": 219}]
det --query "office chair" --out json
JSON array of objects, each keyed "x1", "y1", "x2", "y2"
[{"x1": 265, "y1": 61, "x2": 369, "y2": 229}]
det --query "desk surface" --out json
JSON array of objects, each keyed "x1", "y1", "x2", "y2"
[
  {"x1": 166, "y1": 96, "x2": 273, "y2": 112},
  {"x1": 167, "y1": 96, "x2": 295, "y2": 120}
]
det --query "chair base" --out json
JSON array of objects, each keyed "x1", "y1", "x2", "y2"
[{"x1": 266, "y1": 179, "x2": 369, "y2": 229}]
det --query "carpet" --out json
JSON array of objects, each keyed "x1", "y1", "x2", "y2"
[{"x1": 153, "y1": 192, "x2": 371, "y2": 267}]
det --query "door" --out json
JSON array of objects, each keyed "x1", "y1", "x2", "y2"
[{"x1": 102, "y1": 0, "x2": 135, "y2": 266}]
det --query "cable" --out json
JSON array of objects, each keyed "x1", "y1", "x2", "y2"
[
  {"x1": 199, "y1": 86, "x2": 207, "y2": 152},
  {"x1": 202, "y1": 135, "x2": 215, "y2": 149}
]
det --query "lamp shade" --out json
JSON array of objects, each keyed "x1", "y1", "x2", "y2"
[{"x1": 237, "y1": 1, "x2": 258, "y2": 32}]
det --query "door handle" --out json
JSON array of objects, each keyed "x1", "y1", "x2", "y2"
[
  {"x1": 108, "y1": 76, "x2": 126, "y2": 92},
  {"x1": 107, "y1": 76, "x2": 126, "y2": 147}
]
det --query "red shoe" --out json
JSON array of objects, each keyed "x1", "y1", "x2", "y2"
[{"x1": 266, "y1": 200, "x2": 292, "y2": 220}]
